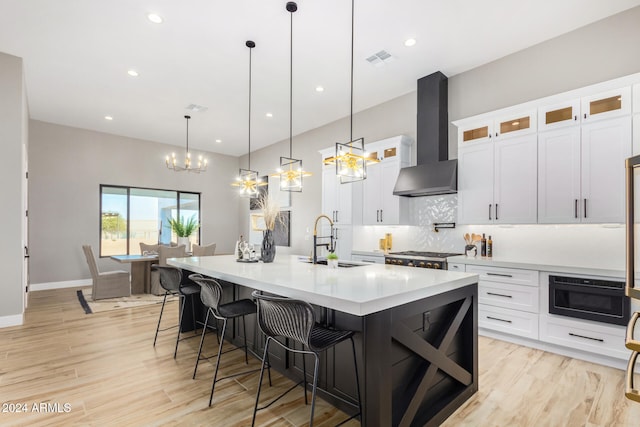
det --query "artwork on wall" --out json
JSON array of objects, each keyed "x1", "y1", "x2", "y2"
[
  {"x1": 249, "y1": 175, "x2": 291, "y2": 210},
  {"x1": 249, "y1": 210, "x2": 291, "y2": 247}
]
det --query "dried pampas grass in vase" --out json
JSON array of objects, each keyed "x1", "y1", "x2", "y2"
[{"x1": 256, "y1": 194, "x2": 284, "y2": 262}]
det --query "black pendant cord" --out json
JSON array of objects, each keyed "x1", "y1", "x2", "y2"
[
  {"x1": 289, "y1": 6, "x2": 293, "y2": 158},
  {"x1": 185, "y1": 115, "x2": 190, "y2": 156},
  {"x1": 349, "y1": 0, "x2": 354, "y2": 143},
  {"x1": 248, "y1": 43, "x2": 252, "y2": 169}
]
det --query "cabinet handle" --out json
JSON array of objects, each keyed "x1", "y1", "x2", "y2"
[
  {"x1": 486, "y1": 316, "x2": 512, "y2": 324},
  {"x1": 489, "y1": 204, "x2": 492, "y2": 220},
  {"x1": 380, "y1": 210, "x2": 383, "y2": 222},
  {"x1": 574, "y1": 115, "x2": 577, "y2": 121},
  {"x1": 376, "y1": 209, "x2": 379, "y2": 222},
  {"x1": 495, "y1": 203, "x2": 499, "y2": 220},
  {"x1": 584, "y1": 113, "x2": 587, "y2": 119},
  {"x1": 486, "y1": 272, "x2": 513, "y2": 278},
  {"x1": 495, "y1": 132, "x2": 499, "y2": 138},
  {"x1": 486, "y1": 292, "x2": 513, "y2": 298},
  {"x1": 569, "y1": 332, "x2": 603, "y2": 343},
  {"x1": 336, "y1": 210, "x2": 339, "y2": 223},
  {"x1": 362, "y1": 260, "x2": 376, "y2": 263},
  {"x1": 489, "y1": 133, "x2": 492, "y2": 139},
  {"x1": 584, "y1": 199, "x2": 587, "y2": 218},
  {"x1": 574, "y1": 199, "x2": 578, "y2": 218}
]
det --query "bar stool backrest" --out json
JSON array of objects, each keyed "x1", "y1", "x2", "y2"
[
  {"x1": 190, "y1": 276, "x2": 224, "y2": 315},
  {"x1": 155, "y1": 266, "x2": 182, "y2": 293},
  {"x1": 252, "y1": 292, "x2": 315, "y2": 349}
]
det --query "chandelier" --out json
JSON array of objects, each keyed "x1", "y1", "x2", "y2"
[
  {"x1": 323, "y1": 0, "x2": 378, "y2": 183},
  {"x1": 232, "y1": 40, "x2": 267, "y2": 197},
  {"x1": 165, "y1": 115, "x2": 208, "y2": 173},
  {"x1": 273, "y1": 2, "x2": 311, "y2": 192}
]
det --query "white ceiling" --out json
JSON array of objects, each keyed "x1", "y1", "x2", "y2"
[{"x1": 1, "y1": 0, "x2": 639, "y2": 157}]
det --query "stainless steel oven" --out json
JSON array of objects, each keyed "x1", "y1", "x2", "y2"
[
  {"x1": 384, "y1": 251, "x2": 462, "y2": 270},
  {"x1": 549, "y1": 275, "x2": 630, "y2": 326}
]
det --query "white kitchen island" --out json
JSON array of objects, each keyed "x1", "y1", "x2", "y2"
[{"x1": 168, "y1": 255, "x2": 479, "y2": 426}]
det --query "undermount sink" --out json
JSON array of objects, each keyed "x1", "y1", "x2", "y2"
[
  {"x1": 298, "y1": 258, "x2": 365, "y2": 268},
  {"x1": 314, "y1": 260, "x2": 365, "y2": 268}
]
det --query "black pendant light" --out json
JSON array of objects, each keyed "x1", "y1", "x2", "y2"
[
  {"x1": 275, "y1": 1, "x2": 311, "y2": 192},
  {"x1": 232, "y1": 40, "x2": 266, "y2": 197}
]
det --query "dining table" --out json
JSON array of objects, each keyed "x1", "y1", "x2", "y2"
[{"x1": 110, "y1": 254, "x2": 158, "y2": 294}]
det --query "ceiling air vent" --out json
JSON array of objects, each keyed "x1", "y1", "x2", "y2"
[
  {"x1": 185, "y1": 104, "x2": 208, "y2": 113},
  {"x1": 366, "y1": 50, "x2": 394, "y2": 66}
]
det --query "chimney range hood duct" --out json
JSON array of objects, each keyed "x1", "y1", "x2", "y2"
[{"x1": 393, "y1": 71, "x2": 457, "y2": 197}]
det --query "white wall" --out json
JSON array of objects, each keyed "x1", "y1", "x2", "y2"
[
  {"x1": 0, "y1": 52, "x2": 26, "y2": 324},
  {"x1": 28, "y1": 120, "x2": 240, "y2": 285}
]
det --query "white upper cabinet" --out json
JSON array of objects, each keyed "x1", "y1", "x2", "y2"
[
  {"x1": 457, "y1": 121, "x2": 494, "y2": 146},
  {"x1": 580, "y1": 116, "x2": 631, "y2": 223},
  {"x1": 361, "y1": 136, "x2": 411, "y2": 225},
  {"x1": 538, "y1": 99, "x2": 580, "y2": 131},
  {"x1": 493, "y1": 134, "x2": 538, "y2": 223},
  {"x1": 492, "y1": 110, "x2": 537, "y2": 140},
  {"x1": 458, "y1": 141, "x2": 494, "y2": 224},
  {"x1": 321, "y1": 167, "x2": 352, "y2": 225},
  {"x1": 581, "y1": 86, "x2": 631, "y2": 122},
  {"x1": 538, "y1": 127, "x2": 582, "y2": 223}
]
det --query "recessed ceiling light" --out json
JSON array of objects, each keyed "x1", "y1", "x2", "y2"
[
  {"x1": 315, "y1": 86, "x2": 324, "y2": 92},
  {"x1": 127, "y1": 69, "x2": 139, "y2": 77},
  {"x1": 147, "y1": 13, "x2": 163, "y2": 24},
  {"x1": 266, "y1": 113, "x2": 273, "y2": 118},
  {"x1": 104, "y1": 116, "x2": 113, "y2": 121},
  {"x1": 404, "y1": 38, "x2": 417, "y2": 47},
  {"x1": 215, "y1": 139, "x2": 222, "y2": 143}
]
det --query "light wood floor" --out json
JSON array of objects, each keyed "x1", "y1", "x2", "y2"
[{"x1": 0, "y1": 288, "x2": 639, "y2": 426}]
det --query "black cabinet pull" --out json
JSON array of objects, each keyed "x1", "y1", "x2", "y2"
[
  {"x1": 487, "y1": 316, "x2": 512, "y2": 324},
  {"x1": 574, "y1": 199, "x2": 578, "y2": 218},
  {"x1": 336, "y1": 210, "x2": 339, "y2": 223},
  {"x1": 495, "y1": 132, "x2": 499, "y2": 138},
  {"x1": 486, "y1": 272, "x2": 513, "y2": 278},
  {"x1": 584, "y1": 199, "x2": 587, "y2": 218},
  {"x1": 487, "y1": 292, "x2": 513, "y2": 298},
  {"x1": 380, "y1": 210, "x2": 383, "y2": 222},
  {"x1": 569, "y1": 332, "x2": 603, "y2": 343},
  {"x1": 376, "y1": 209, "x2": 380, "y2": 222},
  {"x1": 584, "y1": 113, "x2": 587, "y2": 119},
  {"x1": 489, "y1": 204, "x2": 492, "y2": 220},
  {"x1": 574, "y1": 115, "x2": 577, "y2": 121},
  {"x1": 495, "y1": 204, "x2": 499, "y2": 220}
]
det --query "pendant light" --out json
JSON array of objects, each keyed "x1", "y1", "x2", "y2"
[
  {"x1": 324, "y1": 0, "x2": 378, "y2": 183},
  {"x1": 232, "y1": 40, "x2": 267, "y2": 197},
  {"x1": 165, "y1": 115, "x2": 208, "y2": 173},
  {"x1": 275, "y1": 1, "x2": 311, "y2": 192}
]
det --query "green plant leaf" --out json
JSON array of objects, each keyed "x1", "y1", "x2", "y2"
[{"x1": 169, "y1": 215, "x2": 200, "y2": 237}]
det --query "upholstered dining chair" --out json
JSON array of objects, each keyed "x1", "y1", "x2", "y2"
[
  {"x1": 139, "y1": 242, "x2": 160, "y2": 255},
  {"x1": 82, "y1": 245, "x2": 130, "y2": 300},
  {"x1": 150, "y1": 244, "x2": 186, "y2": 295},
  {"x1": 191, "y1": 243, "x2": 216, "y2": 256}
]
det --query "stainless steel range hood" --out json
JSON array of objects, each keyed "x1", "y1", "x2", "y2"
[{"x1": 393, "y1": 71, "x2": 456, "y2": 197}]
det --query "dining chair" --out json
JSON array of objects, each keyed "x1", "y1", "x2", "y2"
[
  {"x1": 82, "y1": 245, "x2": 130, "y2": 300},
  {"x1": 251, "y1": 292, "x2": 362, "y2": 427},
  {"x1": 139, "y1": 242, "x2": 160, "y2": 255},
  {"x1": 192, "y1": 243, "x2": 216, "y2": 256}
]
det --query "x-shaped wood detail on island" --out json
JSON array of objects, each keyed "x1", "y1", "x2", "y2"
[{"x1": 392, "y1": 296, "x2": 474, "y2": 427}]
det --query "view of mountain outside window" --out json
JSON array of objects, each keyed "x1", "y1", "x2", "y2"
[{"x1": 100, "y1": 185, "x2": 201, "y2": 257}]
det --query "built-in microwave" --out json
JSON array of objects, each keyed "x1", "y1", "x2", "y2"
[{"x1": 549, "y1": 275, "x2": 630, "y2": 326}]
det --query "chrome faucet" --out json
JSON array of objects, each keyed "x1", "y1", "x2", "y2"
[{"x1": 312, "y1": 214, "x2": 335, "y2": 264}]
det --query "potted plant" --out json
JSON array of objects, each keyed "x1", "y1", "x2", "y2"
[
  {"x1": 168, "y1": 215, "x2": 200, "y2": 252},
  {"x1": 327, "y1": 251, "x2": 339, "y2": 269}
]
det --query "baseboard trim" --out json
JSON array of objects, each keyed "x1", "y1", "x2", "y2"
[
  {"x1": 0, "y1": 314, "x2": 23, "y2": 328},
  {"x1": 30, "y1": 279, "x2": 91, "y2": 291}
]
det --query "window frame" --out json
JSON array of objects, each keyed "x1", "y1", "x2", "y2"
[{"x1": 99, "y1": 184, "x2": 201, "y2": 257}]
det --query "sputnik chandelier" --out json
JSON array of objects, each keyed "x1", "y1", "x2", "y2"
[{"x1": 166, "y1": 115, "x2": 208, "y2": 173}]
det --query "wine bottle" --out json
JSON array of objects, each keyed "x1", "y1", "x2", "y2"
[
  {"x1": 481, "y1": 233, "x2": 487, "y2": 257},
  {"x1": 487, "y1": 235, "x2": 493, "y2": 258}
]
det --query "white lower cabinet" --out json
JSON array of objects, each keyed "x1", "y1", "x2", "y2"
[
  {"x1": 479, "y1": 281, "x2": 539, "y2": 313},
  {"x1": 539, "y1": 314, "x2": 627, "y2": 360},
  {"x1": 479, "y1": 305, "x2": 539, "y2": 339}
]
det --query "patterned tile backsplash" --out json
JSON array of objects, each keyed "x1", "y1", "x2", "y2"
[{"x1": 411, "y1": 194, "x2": 459, "y2": 252}]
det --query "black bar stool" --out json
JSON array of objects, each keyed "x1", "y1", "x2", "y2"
[
  {"x1": 152, "y1": 266, "x2": 205, "y2": 358},
  {"x1": 189, "y1": 274, "x2": 271, "y2": 406},
  {"x1": 251, "y1": 291, "x2": 362, "y2": 427}
]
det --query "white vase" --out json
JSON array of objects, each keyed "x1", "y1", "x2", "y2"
[
  {"x1": 177, "y1": 236, "x2": 191, "y2": 253},
  {"x1": 328, "y1": 259, "x2": 338, "y2": 269}
]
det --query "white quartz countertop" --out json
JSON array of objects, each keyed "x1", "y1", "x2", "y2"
[
  {"x1": 448, "y1": 255, "x2": 625, "y2": 278},
  {"x1": 168, "y1": 255, "x2": 478, "y2": 316}
]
